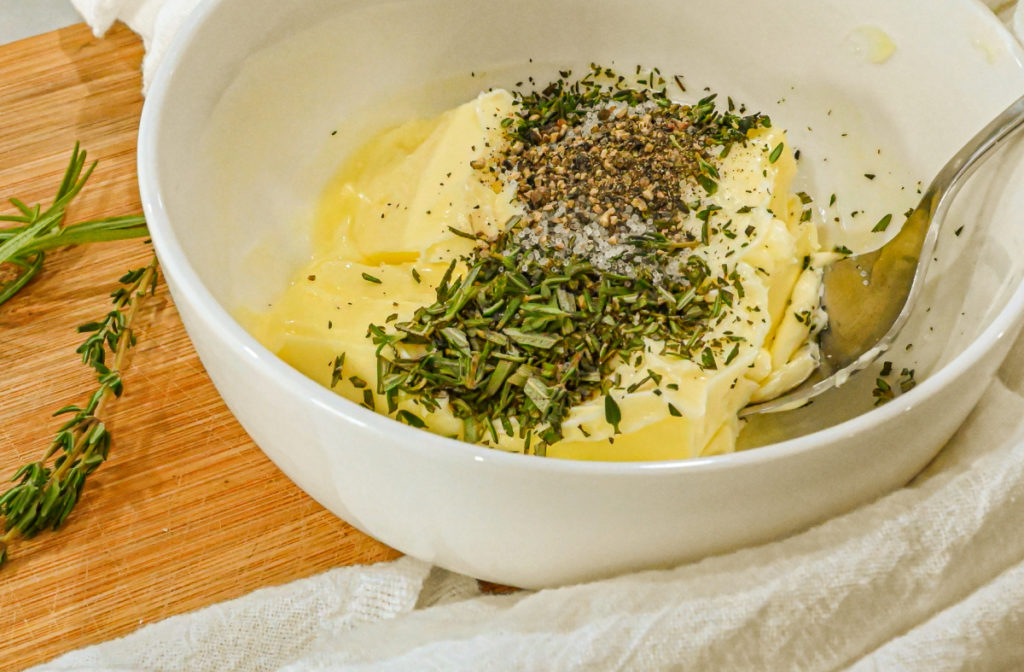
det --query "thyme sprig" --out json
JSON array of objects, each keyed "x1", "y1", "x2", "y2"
[
  {"x1": 0, "y1": 258, "x2": 158, "y2": 566},
  {"x1": 0, "y1": 143, "x2": 149, "y2": 306}
]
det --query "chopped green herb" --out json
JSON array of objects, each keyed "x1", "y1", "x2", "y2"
[
  {"x1": 899, "y1": 368, "x2": 917, "y2": 393},
  {"x1": 872, "y1": 377, "x2": 893, "y2": 405},
  {"x1": 396, "y1": 409, "x2": 427, "y2": 428},
  {"x1": 700, "y1": 347, "x2": 718, "y2": 370},
  {"x1": 696, "y1": 174, "x2": 718, "y2": 195},
  {"x1": 330, "y1": 353, "x2": 346, "y2": 388},
  {"x1": 447, "y1": 225, "x2": 479, "y2": 241},
  {"x1": 873, "y1": 360, "x2": 917, "y2": 405},
  {"x1": 604, "y1": 393, "x2": 622, "y2": 434}
]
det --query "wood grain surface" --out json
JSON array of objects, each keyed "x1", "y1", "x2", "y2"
[{"x1": 0, "y1": 23, "x2": 401, "y2": 671}]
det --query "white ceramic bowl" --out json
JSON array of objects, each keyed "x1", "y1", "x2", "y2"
[{"x1": 139, "y1": 0, "x2": 1024, "y2": 588}]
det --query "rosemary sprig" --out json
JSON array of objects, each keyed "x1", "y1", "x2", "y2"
[
  {"x1": 0, "y1": 143, "x2": 150, "y2": 306},
  {"x1": 0, "y1": 258, "x2": 158, "y2": 566}
]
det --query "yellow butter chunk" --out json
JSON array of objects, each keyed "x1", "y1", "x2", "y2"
[
  {"x1": 248, "y1": 88, "x2": 826, "y2": 461},
  {"x1": 314, "y1": 89, "x2": 520, "y2": 266}
]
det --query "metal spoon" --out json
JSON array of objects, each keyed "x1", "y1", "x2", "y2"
[{"x1": 744, "y1": 93, "x2": 1024, "y2": 415}]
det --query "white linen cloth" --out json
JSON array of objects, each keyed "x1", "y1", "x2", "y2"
[
  {"x1": 45, "y1": 1, "x2": 1024, "y2": 670},
  {"x1": 71, "y1": 0, "x2": 202, "y2": 92}
]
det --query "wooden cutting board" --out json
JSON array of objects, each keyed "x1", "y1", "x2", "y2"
[{"x1": 0, "y1": 23, "x2": 402, "y2": 671}]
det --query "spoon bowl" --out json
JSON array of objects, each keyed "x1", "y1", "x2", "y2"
[{"x1": 746, "y1": 93, "x2": 1024, "y2": 415}]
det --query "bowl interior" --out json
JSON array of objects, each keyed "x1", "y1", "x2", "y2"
[{"x1": 147, "y1": 0, "x2": 1024, "y2": 450}]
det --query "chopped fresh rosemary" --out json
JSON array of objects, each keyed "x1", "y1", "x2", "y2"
[
  {"x1": 330, "y1": 353, "x2": 346, "y2": 388},
  {"x1": 369, "y1": 232, "x2": 738, "y2": 448},
  {"x1": 872, "y1": 213, "x2": 893, "y2": 233}
]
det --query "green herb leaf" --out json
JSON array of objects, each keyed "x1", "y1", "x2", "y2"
[
  {"x1": 330, "y1": 353, "x2": 346, "y2": 388},
  {"x1": 604, "y1": 393, "x2": 622, "y2": 434},
  {"x1": 872, "y1": 213, "x2": 893, "y2": 233},
  {"x1": 396, "y1": 410, "x2": 427, "y2": 428}
]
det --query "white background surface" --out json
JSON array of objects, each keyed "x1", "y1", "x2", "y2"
[{"x1": 0, "y1": 0, "x2": 80, "y2": 45}]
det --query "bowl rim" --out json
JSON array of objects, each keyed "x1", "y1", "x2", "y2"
[{"x1": 138, "y1": 0, "x2": 1024, "y2": 477}]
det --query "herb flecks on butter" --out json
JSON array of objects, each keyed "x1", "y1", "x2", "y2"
[{"x1": 368, "y1": 69, "x2": 801, "y2": 451}]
